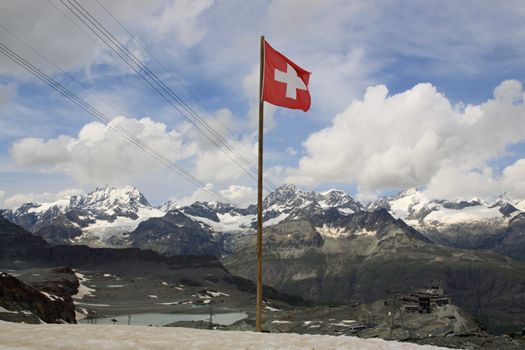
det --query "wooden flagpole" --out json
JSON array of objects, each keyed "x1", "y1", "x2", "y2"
[{"x1": 256, "y1": 34, "x2": 265, "y2": 332}]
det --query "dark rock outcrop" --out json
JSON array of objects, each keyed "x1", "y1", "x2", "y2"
[
  {"x1": 0, "y1": 216, "x2": 223, "y2": 271},
  {"x1": 0, "y1": 216, "x2": 50, "y2": 260},
  {"x1": 128, "y1": 210, "x2": 223, "y2": 256},
  {"x1": 0, "y1": 272, "x2": 77, "y2": 324}
]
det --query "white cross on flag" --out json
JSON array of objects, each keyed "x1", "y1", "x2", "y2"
[{"x1": 262, "y1": 40, "x2": 311, "y2": 111}]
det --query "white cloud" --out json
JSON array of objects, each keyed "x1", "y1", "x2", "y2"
[
  {"x1": 3, "y1": 1, "x2": 525, "y2": 204},
  {"x1": 409, "y1": 157, "x2": 525, "y2": 201},
  {"x1": 189, "y1": 108, "x2": 239, "y2": 151},
  {"x1": 10, "y1": 116, "x2": 197, "y2": 186},
  {"x1": 2, "y1": 188, "x2": 83, "y2": 209},
  {"x1": 152, "y1": 0, "x2": 213, "y2": 47},
  {"x1": 424, "y1": 166, "x2": 498, "y2": 200},
  {"x1": 194, "y1": 136, "x2": 257, "y2": 182},
  {"x1": 304, "y1": 48, "x2": 378, "y2": 117},
  {"x1": 176, "y1": 183, "x2": 216, "y2": 206},
  {"x1": 219, "y1": 185, "x2": 256, "y2": 208},
  {"x1": 9, "y1": 114, "x2": 262, "y2": 190},
  {"x1": 176, "y1": 184, "x2": 256, "y2": 207},
  {"x1": 502, "y1": 159, "x2": 525, "y2": 199},
  {"x1": 286, "y1": 80, "x2": 525, "y2": 199},
  {"x1": 0, "y1": 0, "x2": 212, "y2": 77}
]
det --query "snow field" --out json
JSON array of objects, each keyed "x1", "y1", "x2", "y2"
[{"x1": 0, "y1": 323, "x2": 451, "y2": 350}]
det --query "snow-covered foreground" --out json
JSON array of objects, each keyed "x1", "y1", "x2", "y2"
[{"x1": 0, "y1": 323, "x2": 451, "y2": 350}]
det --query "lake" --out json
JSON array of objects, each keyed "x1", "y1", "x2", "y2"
[{"x1": 92, "y1": 312, "x2": 248, "y2": 326}]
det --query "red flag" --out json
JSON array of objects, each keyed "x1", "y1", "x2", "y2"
[{"x1": 262, "y1": 40, "x2": 311, "y2": 112}]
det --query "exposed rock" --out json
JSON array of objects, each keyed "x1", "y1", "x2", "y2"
[
  {"x1": 224, "y1": 209, "x2": 525, "y2": 334},
  {"x1": 127, "y1": 210, "x2": 223, "y2": 256},
  {"x1": 0, "y1": 272, "x2": 77, "y2": 324},
  {"x1": 0, "y1": 216, "x2": 50, "y2": 260}
]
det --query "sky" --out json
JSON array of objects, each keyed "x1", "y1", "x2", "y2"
[{"x1": 1, "y1": 0, "x2": 525, "y2": 208}]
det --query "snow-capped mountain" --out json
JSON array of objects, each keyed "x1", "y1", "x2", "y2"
[
  {"x1": 0, "y1": 184, "x2": 368, "y2": 252},
  {"x1": 369, "y1": 188, "x2": 517, "y2": 220},
  {"x1": 259, "y1": 184, "x2": 363, "y2": 226},
  {"x1": 0, "y1": 186, "x2": 165, "y2": 246},
  {"x1": 172, "y1": 184, "x2": 363, "y2": 235},
  {"x1": 368, "y1": 188, "x2": 524, "y2": 256},
  {"x1": 157, "y1": 199, "x2": 180, "y2": 212},
  {"x1": 3, "y1": 184, "x2": 525, "y2": 259}
]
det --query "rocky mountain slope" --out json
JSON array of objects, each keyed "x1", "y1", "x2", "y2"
[
  {"x1": 0, "y1": 269, "x2": 78, "y2": 324},
  {"x1": 0, "y1": 216, "x2": 304, "y2": 308},
  {"x1": 223, "y1": 212, "x2": 525, "y2": 334}
]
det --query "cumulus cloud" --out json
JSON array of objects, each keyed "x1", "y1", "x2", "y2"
[
  {"x1": 152, "y1": 0, "x2": 213, "y2": 47},
  {"x1": 287, "y1": 80, "x2": 525, "y2": 199},
  {"x1": 502, "y1": 159, "x2": 525, "y2": 199},
  {"x1": 194, "y1": 137, "x2": 257, "y2": 182},
  {"x1": 176, "y1": 183, "x2": 216, "y2": 206},
  {"x1": 9, "y1": 114, "x2": 261, "y2": 191},
  {"x1": 3, "y1": 1, "x2": 525, "y2": 204},
  {"x1": 10, "y1": 116, "x2": 197, "y2": 185},
  {"x1": 424, "y1": 166, "x2": 498, "y2": 200},
  {"x1": 219, "y1": 185, "x2": 256, "y2": 208},
  {"x1": 176, "y1": 184, "x2": 256, "y2": 207},
  {"x1": 1, "y1": 188, "x2": 83, "y2": 209}
]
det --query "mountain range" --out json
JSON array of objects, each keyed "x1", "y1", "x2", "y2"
[
  {"x1": 2, "y1": 184, "x2": 525, "y2": 333},
  {"x1": 1, "y1": 184, "x2": 524, "y2": 259}
]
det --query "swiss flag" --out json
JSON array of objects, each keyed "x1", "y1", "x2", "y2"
[{"x1": 262, "y1": 40, "x2": 311, "y2": 112}]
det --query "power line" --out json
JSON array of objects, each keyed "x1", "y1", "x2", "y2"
[
  {"x1": 58, "y1": 0, "x2": 277, "y2": 192},
  {"x1": 68, "y1": 0, "x2": 277, "y2": 191},
  {"x1": 0, "y1": 22, "x2": 121, "y2": 119},
  {"x1": 93, "y1": 0, "x2": 282, "y2": 190},
  {"x1": 0, "y1": 42, "x2": 224, "y2": 202},
  {"x1": 93, "y1": 0, "x2": 231, "y2": 136}
]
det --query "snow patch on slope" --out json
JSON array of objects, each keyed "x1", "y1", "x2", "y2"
[
  {"x1": 27, "y1": 198, "x2": 71, "y2": 214},
  {"x1": 186, "y1": 212, "x2": 256, "y2": 233},
  {"x1": 264, "y1": 213, "x2": 290, "y2": 227},
  {"x1": 73, "y1": 272, "x2": 95, "y2": 300},
  {"x1": 316, "y1": 224, "x2": 377, "y2": 238},
  {"x1": 316, "y1": 224, "x2": 350, "y2": 238},
  {"x1": 387, "y1": 189, "x2": 429, "y2": 219},
  {"x1": 425, "y1": 206, "x2": 505, "y2": 225},
  {"x1": 514, "y1": 200, "x2": 525, "y2": 212},
  {"x1": 82, "y1": 206, "x2": 165, "y2": 241}
]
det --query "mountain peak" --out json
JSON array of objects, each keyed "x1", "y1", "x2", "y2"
[
  {"x1": 82, "y1": 186, "x2": 150, "y2": 207},
  {"x1": 396, "y1": 187, "x2": 420, "y2": 198},
  {"x1": 274, "y1": 184, "x2": 298, "y2": 193},
  {"x1": 263, "y1": 184, "x2": 307, "y2": 209},
  {"x1": 320, "y1": 188, "x2": 344, "y2": 195},
  {"x1": 158, "y1": 199, "x2": 180, "y2": 212}
]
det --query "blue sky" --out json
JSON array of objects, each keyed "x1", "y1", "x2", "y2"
[{"x1": 1, "y1": 0, "x2": 525, "y2": 207}]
